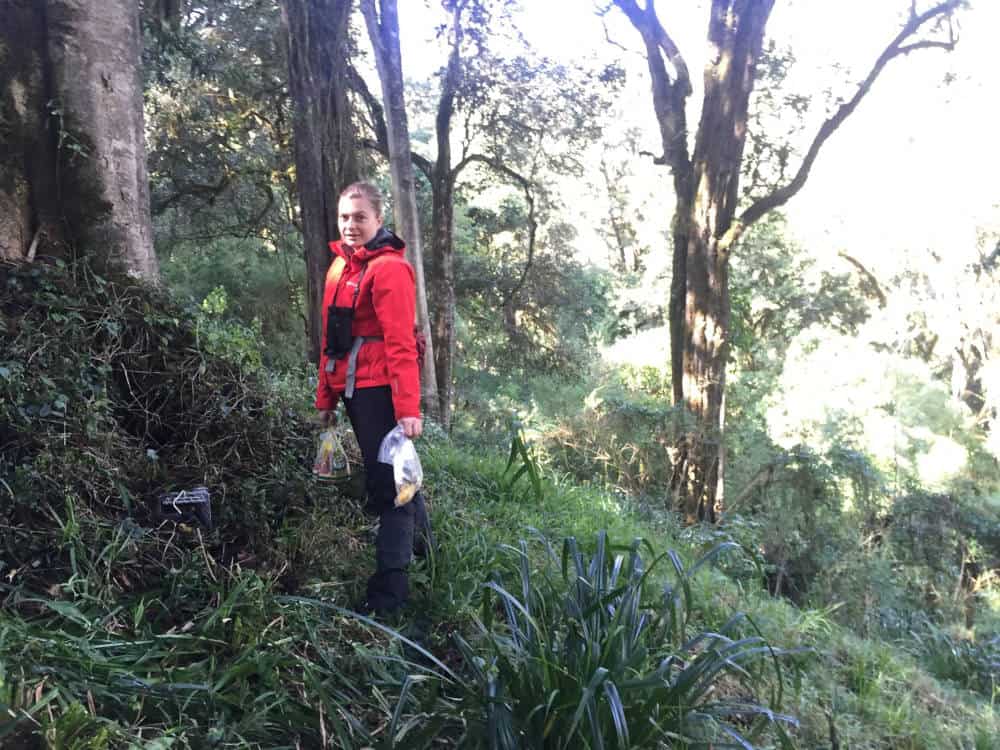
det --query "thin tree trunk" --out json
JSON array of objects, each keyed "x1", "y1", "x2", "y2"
[
  {"x1": 428, "y1": 3, "x2": 465, "y2": 430},
  {"x1": 281, "y1": 0, "x2": 358, "y2": 364},
  {"x1": 598, "y1": 158, "x2": 630, "y2": 272},
  {"x1": 1, "y1": 0, "x2": 157, "y2": 279},
  {"x1": 0, "y1": 1, "x2": 56, "y2": 262},
  {"x1": 360, "y1": 0, "x2": 441, "y2": 420},
  {"x1": 430, "y1": 162, "x2": 456, "y2": 430}
]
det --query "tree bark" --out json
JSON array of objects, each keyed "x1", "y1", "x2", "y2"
[
  {"x1": 1, "y1": 0, "x2": 158, "y2": 280},
  {"x1": 428, "y1": 2, "x2": 465, "y2": 430},
  {"x1": 360, "y1": 0, "x2": 441, "y2": 420},
  {"x1": 281, "y1": 0, "x2": 359, "y2": 364},
  {"x1": 674, "y1": 0, "x2": 775, "y2": 523}
]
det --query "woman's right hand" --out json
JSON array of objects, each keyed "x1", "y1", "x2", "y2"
[{"x1": 317, "y1": 409, "x2": 336, "y2": 427}]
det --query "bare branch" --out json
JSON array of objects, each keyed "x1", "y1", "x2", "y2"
[
  {"x1": 152, "y1": 175, "x2": 232, "y2": 214},
  {"x1": 612, "y1": 0, "x2": 692, "y2": 177},
  {"x1": 345, "y1": 63, "x2": 389, "y2": 152},
  {"x1": 638, "y1": 149, "x2": 667, "y2": 165},
  {"x1": 452, "y1": 152, "x2": 526, "y2": 188},
  {"x1": 26, "y1": 226, "x2": 41, "y2": 262},
  {"x1": 896, "y1": 39, "x2": 954, "y2": 54},
  {"x1": 838, "y1": 251, "x2": 888, "y2": 308},
  {"x1": 456, "y1": 154, "x2": 538, "y2": 300},
  {"x1": 719, "y1": 0, "x2": 962, "y2": 253},
  {"x1": 360, "y1": 137, "x2": 433, "y2": 183},
  {"x1": 602, "y1": 18, "x2": 631, "y2": 54}
]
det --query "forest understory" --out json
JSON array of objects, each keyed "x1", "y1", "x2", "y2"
[
  {"x1": 1, "y1": 259, "x2": 998, "y2": 748},
  {"x1": 3, "y1": 0, "x2": 1000, "y2": 747}
]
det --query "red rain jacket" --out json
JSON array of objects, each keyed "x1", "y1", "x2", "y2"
[{"x1": 315, "y1": 230, "x2": 421, "y2": 420}]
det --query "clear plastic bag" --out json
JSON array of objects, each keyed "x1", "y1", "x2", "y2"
[
  {"x1": 377, "y1": 425, "x2": 423, "y2": 507},
  {"x1": 313, "y1": 429, "x2": 349, "y2": 479}
]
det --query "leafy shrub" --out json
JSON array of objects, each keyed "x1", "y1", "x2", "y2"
[
  {"x1": 729, "y1": 444, "x2": 882, "y2": 610},
  {"x1": 544, "y1": 390, "x2": 678, "y2": 494},
  {"x1": 161, "y1": 237, "x2": 306, "y2": 370},
  {"x1": 911, "y1": 625, "x2": 1000, "y2": 697}
]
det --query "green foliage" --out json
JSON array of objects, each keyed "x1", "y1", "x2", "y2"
[
  {"x1": 502, "y1": 425, "x2": 545, "y2": 504},
  {"x1": 162, "y1": 235, "x2": 305, "y2": 370},
  {"x1": 910, "y1": 625, "x2": 1000, "y2": 697},
  {"x1": 543, "y1": 386, "x2": 678, "y2": 495},
  {"x1": 454, "y1": 202, "x2": 613, "y2": 378},
  {"x1": 0, "y1": 569, "x2": 396, "y2": 748},
  {"x1": 0, "y1": 261, "x2": 313, "y2": 601},
  {"x1": 728, "y1": 214, "x2": 869, "y2": 413},
  {"x1": 453, "y1": 533, "x2": 797, "y2": 749},
  {"x1": 143, "y1": 0, "x2": 307, "y2": 368},
  {"x1": 41, "y1": 702, "x2": 114, "y2": 750}
]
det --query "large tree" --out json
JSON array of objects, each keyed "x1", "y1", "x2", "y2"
[
  {"x1": 0, "y1": 0, "x2": 158, "y2": 279},
  {"x1": 360, "y1": 0, "x2": 441, "y2": 418},
  {"x1": 610, "y1": 0, "x2": 962, "y2": 522},
  {"x1": 281, "y1": 0, "x2": 359, "y2": 363}
]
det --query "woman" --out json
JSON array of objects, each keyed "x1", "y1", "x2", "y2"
[{"x1": 316, "y1": 181, "x2": 431, "y2": 616}]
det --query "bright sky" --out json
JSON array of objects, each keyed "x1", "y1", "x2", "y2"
[{"x1": 396, "y1": 0, "x2": 1000, "y2": 275}]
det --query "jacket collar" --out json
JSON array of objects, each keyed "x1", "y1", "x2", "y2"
[{"x1": 329, "y1": 227, "x2": 406, "y2": 264}]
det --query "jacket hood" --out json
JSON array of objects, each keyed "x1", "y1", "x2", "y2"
[{"x1": 329, "y1": 227, "x2": 406, "y2": 263}]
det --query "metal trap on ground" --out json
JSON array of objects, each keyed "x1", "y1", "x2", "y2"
[{"x1": 158, "y1": 486, "x2": 212, "y2": 528}]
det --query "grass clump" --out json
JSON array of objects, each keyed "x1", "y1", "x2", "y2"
[
  {"x1": 452, "y1": 533, "x2": 798, "y2": 749},
  {"x1": 0, "y1": 570, "x2": 387, "y2": 747}
]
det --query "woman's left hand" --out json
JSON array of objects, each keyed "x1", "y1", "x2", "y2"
[{"x1": 399, "y1": 417, "x2": 423, "y2": 439}]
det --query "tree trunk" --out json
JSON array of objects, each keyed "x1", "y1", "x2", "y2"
[
  {"x1": 428, "y1": 5, "x2": 464, "y2": 431},
  {"x1": 673, "y1": 0, "x2": 774, "y2": 522},
  {"x1": 598, "y1": 158, "x2": 630, "y2": 272},
  {"x1": 430, "y1": 160, "x2": 456, "y2": 430},
  {"x1": 360, "y1": 0, "x2": 441, "y2": 420},
  {"x1": 157, "y1": 0, "x2": 182, "y2": 28},
  {"x1": 281, "y1": 0, "x2": 358, "y2": 364},
  {"x1": 1, "y1": 0, "x2": 158, "y2": 280}
]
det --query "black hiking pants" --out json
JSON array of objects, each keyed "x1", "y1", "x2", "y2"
[{"x1": 343, "y1": 385, "x2": 431, "y2": 613}]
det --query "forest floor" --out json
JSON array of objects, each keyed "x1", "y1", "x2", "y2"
[{"x1": 1, "y1": 261, "x2": 997, "y2": 748}]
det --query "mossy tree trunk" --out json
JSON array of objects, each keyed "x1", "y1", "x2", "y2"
[
  {"x1": 0, "y1": 0, "x2": 158, "y2": 279},
  {"x1": 281, "y1": 0, "x2": 359, "y2": 364}
]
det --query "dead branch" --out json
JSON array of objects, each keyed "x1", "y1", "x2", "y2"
[
  {"x1": 26, "y1": 226, "x2": 41, "y2": 262},
  {"x1": 838, "y1": 251, "x2": 888, "y2": 308}
]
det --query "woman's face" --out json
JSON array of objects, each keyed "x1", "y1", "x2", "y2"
[{"x1": 337, "y1": 194, "x2": 383, "y2": 249}]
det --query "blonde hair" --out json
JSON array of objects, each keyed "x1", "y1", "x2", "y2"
[{"x1": 339, "y1": 181, "x2": 384, "y2": 218}]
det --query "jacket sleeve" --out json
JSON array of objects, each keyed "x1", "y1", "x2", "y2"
[
  {"x1": 371, "y1": 259, "x2": 421, "y2": 420},
  {"x1": 315, "y1": 353, "x2": 339, "y2": 411},
  {"x1": 315, "y1": 253, "x2": 338, "y2": 411}
]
